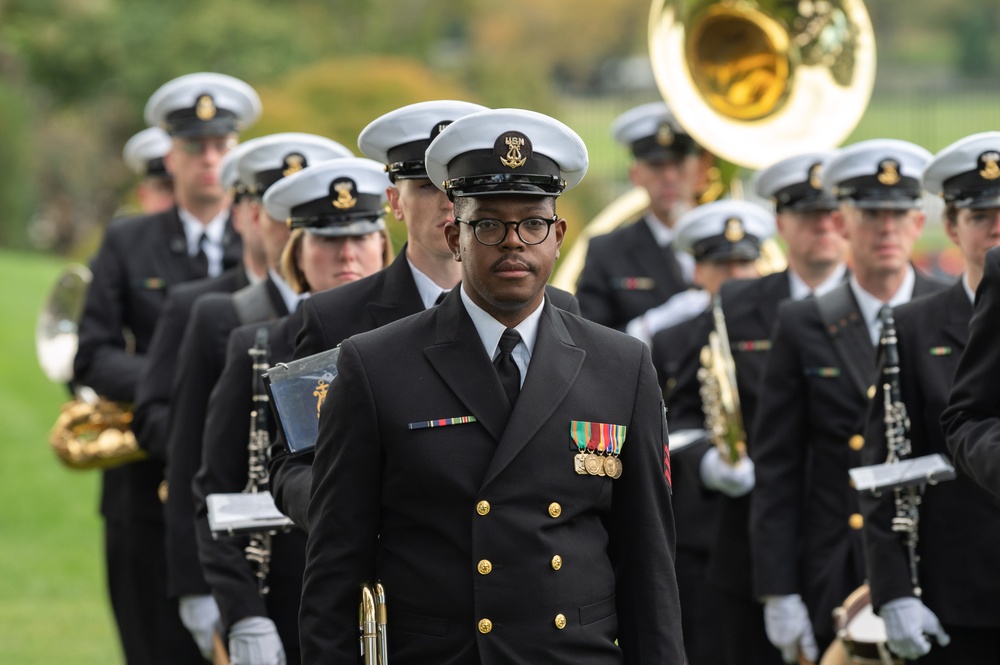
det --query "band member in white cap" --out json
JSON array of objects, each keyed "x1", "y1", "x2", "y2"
[
  {"x1": 576, "y1": 101, "x2": 713, "y2": 332},
  {"x1": 300, "y1": 108, "x2": 682, "y2": 664},
  {"x1": 194, "y1": 157, "x2": 393, "y2": 665},
  {"x1": 864, "y1": 132, "x2": 1000, "y2": 663},
  {"x1": 750, "y1": 139, "x2": 946, "y2": 662},
  {"x1": 649, "y1": 200, "x2": 775, "y2": 665},
  {"x1": 72, "y1": 71, "x2": 260, "y2": 665},
  {"x1": 122, "y1": 126, "x2": 175, "y2": 214},
  {"x1": 671, "y1": 152, "x2": 847, "y2": 665},
  {"x1": 268, "y1": 101, "x2": 579, "y2": 530},
  {"x1": 144, "y1": 133, "x2": 351, "y2": 659}
]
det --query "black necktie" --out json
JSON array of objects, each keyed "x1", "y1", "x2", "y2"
[
  {"x1": 433, "y1": 291, "x2": 448, "y2": 306},
  {"x1": 494, "y1": 328, "x2": 522, "y2": 409},
  {"x1": 191, "y1": 232, "x2": 209, "y2": 279}
]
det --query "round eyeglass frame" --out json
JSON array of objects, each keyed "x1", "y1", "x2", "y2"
[{"x1": 454, "y1": 215, "x2": 557, "y2": 246}]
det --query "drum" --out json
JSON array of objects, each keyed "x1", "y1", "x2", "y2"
[{"x1": 820, "y1": 585, "x2": 901, "y2": 665}]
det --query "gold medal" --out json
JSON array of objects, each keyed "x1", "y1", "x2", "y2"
[
  {"x1": 574, "y1": 453, "x2": 588, "y2": 475},
  {"x1": 584, "y1": 453, "x2": 602, "y2": 475},
  {"x1": 604, "y1": 456, "x2": 622, "y2": 479}
]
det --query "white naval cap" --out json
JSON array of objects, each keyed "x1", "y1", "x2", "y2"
[
  {"x1": 922, "y1": 132, "x2": 1000, "y2": 209},
  {"x1": 217, "y1": 137, "x2": 265, "y2": 198},
  {"x1": 673, "y1": 200, "x2": 775, "y2": 262},
  {"x1": 425, "y1": 108, "x2": 588, "y2": 198},
  {"x1": 822, "y1": 139, "x2": 932, "y2": 209},
  {"x1": 122, "y1": 127, "x2": 172, "y2": 178},
  {"x1": 358, "y1": 100, "x2": 489, "y2": 181},
  {"x1": 752, "y1": 151, "x2": 838, "y2": 212},
  {"x1": 144, "y1": 72, "x2": 261, "y2": 138},
  {"x1": 610, "y1": 101, "x2": 701, "y2": 161},
  {"x1": 236, "y1": 133, "x2": 354, "y2": 196},
  {"x1": 263, "y1": 157, "x2": 389, "y2": 237}
]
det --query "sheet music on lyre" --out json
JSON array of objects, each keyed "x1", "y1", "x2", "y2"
[
  {"x1": 264, "y1": 347, "x2": 341, "y2": 454},
  {"x1": 849, "y1": 453, "x2": 956, "y2": 493}
]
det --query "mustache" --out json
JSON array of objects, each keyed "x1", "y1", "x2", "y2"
[{"x1": 490, "y1": 256, "x2": 534, "y2": 273}]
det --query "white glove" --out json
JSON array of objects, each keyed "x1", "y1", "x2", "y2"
[
  {"x1": 626, "y1": 289, "x2": 710, "y2": 346},
  {"x1": 880, "y1": 597, "x2": 950, "y2": 661},
  {"x1": 179, "y1": 594, "x2": 221, "y2": 661},
  {"x1": 763, "y1": 594, "x2": 819, "y2": 664},
  {"x1": 700, "y1": 447, "x2": 755, "y2": 497},
  {"x1": 228, "y1": 616, "x2": 286, "y2": 665}
]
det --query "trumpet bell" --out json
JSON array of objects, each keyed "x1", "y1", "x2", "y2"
[
  {"x1": 649, "y1": 0, "x2": 876, "y2": 169},
  {"x1": 36, "y1": 264, "x2": 92, "y2": 384}
]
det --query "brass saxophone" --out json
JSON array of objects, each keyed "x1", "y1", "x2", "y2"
[
  {"x1": 359, "y1": 582, "x2": 388, "y2": 664},
  {"x1": 878, "y1": 306, "x2": 922, "y2": 596},
  {"x1": 697, "y1": 295, "x2": 747, "y2": 465},
  {"x1": 244, "y1": 327, "x2": 273, "y2": 596}
]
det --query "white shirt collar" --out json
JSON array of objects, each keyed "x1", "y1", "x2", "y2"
[
  {"x1": 962, "y1": 273, "x2": 976, "y2": 304},
  {"x1": 788, "y1": 263, "x2": 848, "y2": 301},
  {"x1": 408, "y1": 257, "x2": 451, "y2": 310},
  {"x1": 178, "y1": 207, "x2": 229, "y2": 277},
  {"x1": 849, "y1": 265, "x2": 916, "y2": 345},
  {"x1": 459, "y1": 287, "x2": 543, "y2": 388},
  {"x1": 268, "y1": 267, "x2": 308, "y2": 314}
]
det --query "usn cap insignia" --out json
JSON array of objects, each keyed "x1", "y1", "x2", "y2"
[
  {"x1": 656, "y1": 121, "x2": 674, "y2": 146},
  {"x1": 979, "y1": 151, "x2": 1000, "y2": 180},
  {"x1": 430, "y1": 121, "x2": 451, "y2": 140},
  {"x1": 724, "y1": 217, "x2": 745, "y2": 242},
  {"x1": 282, "y1": 153, "x2": 306, "y2": 177},
  {"x1": 809, "y1": 162, "x2": 823, "y2": 190},
  {"x1": 331, "y1": 178, "x2": 358, "y2": 209},
  {"x1": 877, "y1": 159, "x2": 901, "y2": 186},
  {"x1": 496, "y1": 131, "x2": 529, "y2": 169},
  {"x1": 195, "y1": 94, "x2": 217, "y2": 121}
]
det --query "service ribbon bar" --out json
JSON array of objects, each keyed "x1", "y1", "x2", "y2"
[
  {"x1": 408, "y1": 415, "x2": 477, "y2": 430},
  {"x1": 570, "y1": 421, "x2": 627, "y2": 455}
]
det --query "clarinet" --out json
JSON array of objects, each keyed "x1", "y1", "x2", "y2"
[
  {"x1": 244, "y1": 326, "x2": 272, "y2": 596},
  {"x1": 878, "y1": 306, "x2": 922, "y2": 596}
]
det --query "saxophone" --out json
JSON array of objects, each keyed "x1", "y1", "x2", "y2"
[
  {"x1": 359, "y1": 582, "x2": 388, "y2": 664},
  {"x1": 244, "y1": 327, "x2": 273, "y2": 596},
  {"x1": 878, "y1": 306, "x2": 922, "y2": 596},
  {"x1": 697, "y1": 295, "x2": 747, "y2": 465}
]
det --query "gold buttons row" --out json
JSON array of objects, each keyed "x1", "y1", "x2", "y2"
[
  {"x1": 477, "y1": 556, "x2": 563, "y2": 575},
  {"x1": 477, "y1": 615, "x2": 568, "y2": 633},
  {"x1": 475, "y1": 500, "x2": 563, "y2": 519}
]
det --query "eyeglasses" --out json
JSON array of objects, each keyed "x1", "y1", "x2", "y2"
[
  {"x1": 179, "y1": 137, "x2": 237, "y2": 156},
  {"x1": 455, "y1": 215, "x2": 556, "y2": 246}
]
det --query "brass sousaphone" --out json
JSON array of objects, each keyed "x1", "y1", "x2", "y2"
[{"x1": 552, "y1": 0, "x2": 876, "y2": 292}]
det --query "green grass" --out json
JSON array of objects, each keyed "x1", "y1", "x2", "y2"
[{"x1": 0, "y1": 249, "x2": 121, "y2": 663}]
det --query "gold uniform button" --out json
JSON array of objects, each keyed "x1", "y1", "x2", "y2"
[
  {"x1": 551, "y1": 555, "x2": 563, "y2": 571},
  {"x1": 477, "y1": 559, "x2": 493, "y2": 575},
  {"x1": 554, "y1": 613, "x2": 567, "y2": 629},
  {"x1": 849, "y1": 434, "x2": 864, "y2": 451},
  {"x1": 849, "y1": 513, "x2": 864, "y2": 530},
  {"x1": 478, "y1": 618, "x2": 493, "y2": 634},
  {"x1": 476, "y1": 500, "x2": 491, "y2": 516},
  {"x1": 548, "y1": 502, "x2": 562, "y2": 518},
  {"x1": 867, "y1": 385, "x2": 876, "y2": 399}
]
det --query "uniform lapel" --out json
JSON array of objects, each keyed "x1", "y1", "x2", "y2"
[
  {"x1": 629, "y1": 221, "x2": 686, "y2": 299},
  {"x1": 942, "y1": 281, "x2": 972, "y2": 348},
  {"x1": 366, "y1": 248, "x2": 425, "y2": 328},
  {"x1": 481, "y1": 305, "x2": 586, "y2": 489},
  {"x1": 423, "y1": 292, "x2": 509, "y2": 442},
  {"x1": 756, "y1": 271, "x2": 791, "y2": 334},
  {"x1": 160, "y1": 207, "x2": 199, "y2": 285},
  {"x1": 815, "y1": 284, "x2": 875, "y2": 398}
]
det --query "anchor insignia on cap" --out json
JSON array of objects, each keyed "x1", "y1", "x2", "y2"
[
  {"x1": 501, "y1": 135, "x2": 527, "y2": 169},
  {"x1": 283, "y1": 154, "x2": 306, "y2": 177},
  {"x1": 195, "y1": 95, "x2": 217, "y2": 121},
  {"x1": 808, "y1": 162, "x2": 823, "y2": 190},
  {"x1": 979, "y1": 152, "x2": 1000, "y2": 181},
  {"x1": 332, "y1": 180, "x2": 357, "y2": 209},
  {"x1": 656, "y1": 121, "x2": 674, "y2": 146},
  {"x1": 724, "y1": 217, "x2": 745, "y2": 242},
  {"x1": 877, "y1": 159, "x2": 901, "y2": 186}
]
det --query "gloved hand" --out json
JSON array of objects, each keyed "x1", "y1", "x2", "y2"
[
  {"x1": 179, "y1": 594, "x2": 221, "y2": 661},
  {"x1": 625, "y1": 289, "x2": 710, "y2": 345},
  {"x1": 228, "y1": 616, "x2": 286, "y2": 665},
  {"x1": 700, "y1": 447, "x2": 755, "y2": 497},
  {"x1": 880, "y1": 596, "x2": 950, "y2": 661},
  {"x1": 763, "y1": 594, "x2": 819, "y2": 664}
]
